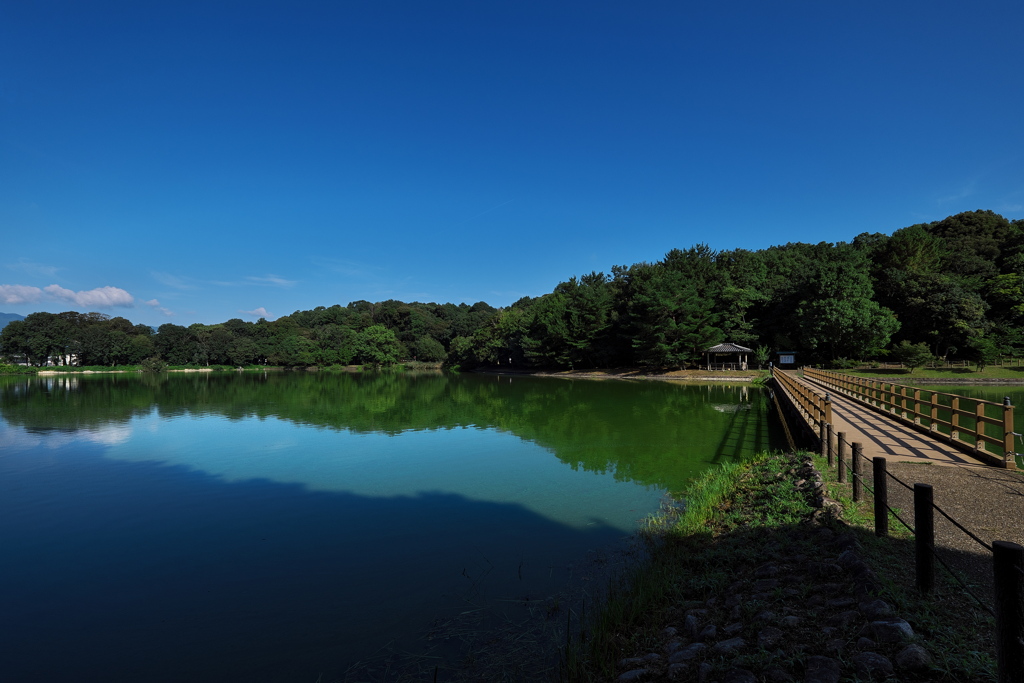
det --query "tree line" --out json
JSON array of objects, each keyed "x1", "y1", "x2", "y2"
[{"x1": 2, "y1": 210, "x2": 1022, "y2": 370}]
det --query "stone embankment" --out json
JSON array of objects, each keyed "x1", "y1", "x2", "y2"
[{"x1": 616, "y1": 456, "x2": 934, "y2": 683}]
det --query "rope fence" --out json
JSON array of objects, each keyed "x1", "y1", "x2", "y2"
[{"x1": 769, "y1": 368, "x2": 1024, "y2": 682}]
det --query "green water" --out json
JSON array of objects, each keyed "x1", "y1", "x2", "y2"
[{"x1": 0, "y1": 371, "x2": 782, "y2": 681}]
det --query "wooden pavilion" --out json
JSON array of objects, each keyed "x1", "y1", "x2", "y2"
[{"x1": 703, "y1": 342, "x2": 753, "y2": 370}]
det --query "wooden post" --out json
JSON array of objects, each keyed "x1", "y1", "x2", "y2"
[
  {"x1": 915, "y1": 483, "x2": 935, "y2": 594},
  {"x1": 994, "y1": 541, "x2": 1024, "y2": 683},
  {"x1": 826, "y1": 423, "x2": 835, "y2": 468},
  {"x1": 976, "y1": 402, "x2": 988, "y2": 455},
  {"x1": 824, "y1": 393, "x2": 832, "y2": 425},
  {"x1": 819, "y1": 420, "x2": 828, "y2": 459},
  {"x1": 873, "y1": 457, "x2": 888, "y2": 537},
  {"x1": 952, "y1": 396, "x2": 960, "y2": 441},
  {"x1": 852, "y1": 442, "x2": 863, "y2": 503},
  {"x1": 1005, "y1": 397, "x2": 1016, "y2": 469},
  {"x1": 930, "y1": 393, "x2": 939, "y2": 432},
  {"x1": 837, "y1": 433, "x2": 847, "y2": 483}
]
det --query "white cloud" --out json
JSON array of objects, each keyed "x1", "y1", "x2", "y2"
[
  {"x1": 240, "y1": 306, "x2": 271, "y2": 319},
  {"x1": 0, "y1": 284, "x2": 45, "y2": 304},
  {"x1": 0, "y1": 283, "x2": 134, "y2": 308},
  {"x1": 44, "y1": 284, "x2": 134, "y2": 307}
]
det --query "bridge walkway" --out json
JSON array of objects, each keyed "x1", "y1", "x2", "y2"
[{"x1": 794, "y1": 373, "x2": 989, "y2": 468}]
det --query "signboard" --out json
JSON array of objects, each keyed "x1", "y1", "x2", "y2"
[{"x1": 779, "y1": 354, "x2": 795, "y2": 365}]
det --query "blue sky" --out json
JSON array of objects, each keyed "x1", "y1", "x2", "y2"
[{"x1": 2, "y1": 1, "x2": 1022, "y2": 326}]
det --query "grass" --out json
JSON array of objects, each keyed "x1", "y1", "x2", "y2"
[
  {"x1": 561, "y1": 451, "x2": 816, "y2": 681},
  {"x1": 811, "y1": 451, "x2": 997, "y2": 681},
  {"x1": 560, "y1": 450, "x2": 998, "y2": 682},
  {"x1": 843, "y1": 365, "x2": 1024, "y2": 381}
]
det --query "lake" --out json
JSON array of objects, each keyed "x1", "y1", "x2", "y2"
[{"x1": 0, "y1": 371, "x2": 782, "y2": 681}]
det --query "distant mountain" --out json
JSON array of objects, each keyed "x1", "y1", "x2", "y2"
[{"x1": 0, "y1": 312, "x2": 25, "y2": 330}]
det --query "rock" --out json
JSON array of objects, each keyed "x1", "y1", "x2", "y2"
[
  {"x1": 725, "y1": 593, "x2": 743, "y2": 608},
  {"x1": 895, "y1": 644, "x2": 933, "y2": 671},
  {"x1": 723, "y1": 622, "x2": 743, "y2": 636},
  {"x1": 618, "y1": 669, "x2": 654, "y2": 682},
  {"x1": 832, "y1": 531, "x2": 857, "y2": 547},
  {"x1": 697, "y1": 662, "x2": 713, "y2": 683},
  {"x1": 804, "y1": 655, "x2": 841, "y2": 683},
  {"x1": 826, "y1": 610, "x2": 860, "y2": 629},
  {"x1": 730, "y1": 604, "x2": 742, "y2": 620},
  {"x1": 664, "y1": 639, "x2": 684, "y2": 654},
  {"x1": 697, "y1": 624, "x2": 717, "y2": 641},
  {"x1": 619, "y1": 654, "x2": 660, "y2": 669},
  {"x1": 756, "y1": 563, "x2": 781, "y2": 577},
  {"x1": 711, "y1": 637, "x2": 746, "y2": 655},
  {"x1": 781, "y1": 615, "x2": 802, "y2": 628},
  {"x1": 667, "y1": 662, "x2": 686, "y2": 679},
  {"x1": 687, "y1": 608, "x2": 709, "y2": 618},
  {"x1": 763, "y1": 667, "x2": 795, "y2": 682},
  {"x1": 757, "y1": 626, "x2": 783, "y2": 648},
  {"x1": 619, "y1": 657, "x2": 647, "y2": 669},
  {"x1": 865, "y1": 619, "x2": 915, "y2": 643},
  {"x1": 668, "y1": 642, "x2": 706, "y2": 663},
  {"x1": 828, "y1": 638, "x2": 848, "y2": 653},
  {"x1": 825, "y1": 597, "x2": 856, "y2": 609},
  {"x1": 684, "y1": 614, "x2": 701, "y2": 637},
  {"x1": 722, "y1": 668, "x2": 757, "y2": 683},
  {"x1": 706, "y1": 596, "x2": 719, "y2": 608},
  {"x1": 851, "y1": 651, "x2": 894, "y2": 678},
  {"x1": 662, "y1": 626, "x2": 678, "y2": 639},
  {"x1": 856, "y1": 637, "x2": 876, "y2": 649},
  {"x1": 754, "y1": 578, "x2": 780, "y2": 591},
  {"x1": 858, "y1": 599, "x2": 893, "y2": 620}
]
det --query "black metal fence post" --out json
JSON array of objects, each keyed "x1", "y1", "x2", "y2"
[
  {"x1": 873, "y1": 457, "x2": 888, "y2": 537},
  {"x1": 994, "y1": 540, "x2": 1024, "y2": 683},
  {"x1": 837, "y1": 433, "x2": 847, "y2": 483},
  {"x1": 852, "y1": 443, "x2": 864, "y2": 502},
  {"x1": 915, "y1": 483, "x2": 935, "y2": 593}
]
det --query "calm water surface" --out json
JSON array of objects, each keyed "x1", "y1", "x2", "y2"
[{"x1": 0, "y1": 372, "x2": 782, "y2": 681}]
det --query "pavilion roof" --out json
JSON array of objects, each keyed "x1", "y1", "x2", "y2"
[{"x1": 705, "y1": 343, "x2": 753, "y2": 354}]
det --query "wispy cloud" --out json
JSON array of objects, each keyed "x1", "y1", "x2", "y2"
[
  {"x1": 311, "y1": 257, "x2": 374, "y2": 278},
  {"x1": 0, "y1": 284, "x2": 135, "y2": 307},
  {"x1": 246, "y1": 274, "x2": 297, "y2": 288},
  {"x1": 144, "y1": 298, "x2": 175, "y2": 317},
  {"x1": 152, "y1": 271, "x2": 199, "y2": 290},
  {"x1": 240, "y1": 306, "x2": 271, "y2": 319},
  {"x1": 936, "y1": 180, "x2": 978, "y2": 204},
  {"x1": 5, "y1": 258, "x2": 60, "y2": 277}
]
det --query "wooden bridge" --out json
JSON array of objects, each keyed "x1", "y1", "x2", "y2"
[{"x1": 772, "y1": 367, "x2": 1018, "y2": 470}]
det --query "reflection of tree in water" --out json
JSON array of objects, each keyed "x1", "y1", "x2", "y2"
[{"x1": 0, "y1": 373, "x2": 783, "y2": 491}]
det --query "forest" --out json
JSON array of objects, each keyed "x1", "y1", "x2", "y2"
[{"x1": 3, "y1": 210, "x2": 1023, "y2": 371}]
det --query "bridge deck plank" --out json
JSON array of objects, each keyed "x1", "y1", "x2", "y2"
[{"x1": 797, "y1": 375, "x2": 990, "y2": 468}]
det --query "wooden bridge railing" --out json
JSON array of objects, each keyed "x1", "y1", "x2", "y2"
[
  {"x1": 803, "y1": 367, "x2": 1017, "y2": 469},
  {"x1": 773, "y1": 368, "x2": 832, "y2": 430}
]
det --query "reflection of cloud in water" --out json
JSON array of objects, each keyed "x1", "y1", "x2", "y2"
[
  {"x1": 0, "y1": 424, "x2": 132, "y2": 449},
  {"x1": 711, "y1": 403, "x2": 751, "y2": 413}
]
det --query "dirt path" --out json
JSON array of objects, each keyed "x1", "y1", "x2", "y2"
[{"x1": 875, "y1": 461, "x2": 1024, "y2": 605}]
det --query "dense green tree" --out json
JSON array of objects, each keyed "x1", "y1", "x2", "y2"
[
  {"x1": 356, "y1": 325, "x2": 403, "y2": 367},
  {"x1": 888, "y1": 340, "x2": 933, "y2": 372}
]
